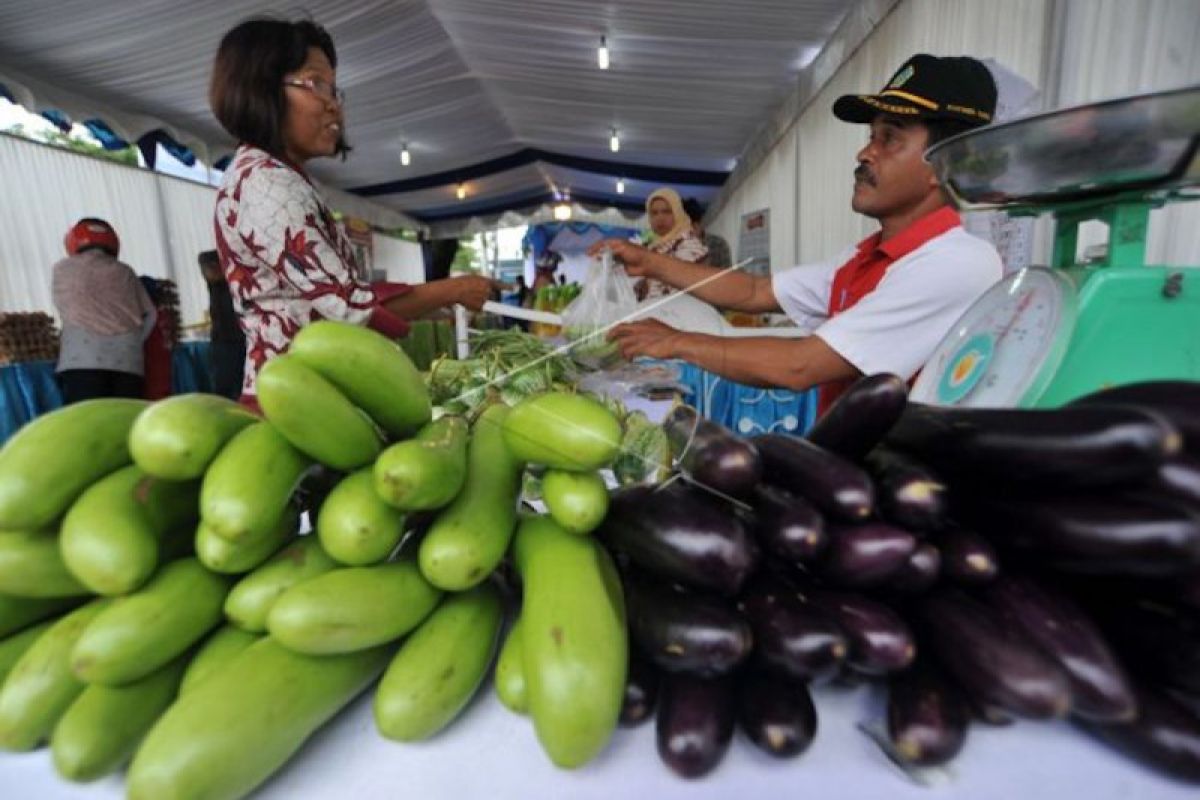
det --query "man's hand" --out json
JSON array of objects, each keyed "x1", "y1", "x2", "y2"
[
  {"x1": 450, "y1": 274, "x2": 497, "y2": 311},
  {"x1": 588, "y1": 239, "x2": 656, "y2": 278},
  {"x1": 608, "y1": 318, "x2": 689, "y2": 360}
]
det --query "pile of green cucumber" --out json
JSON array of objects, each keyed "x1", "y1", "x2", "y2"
[
  {"x1": 0, "y1": 320, "x2": 629, "y2": 799},
  {"x1": 592, "y1": 375, "x2": 1200, "y2": 784}
]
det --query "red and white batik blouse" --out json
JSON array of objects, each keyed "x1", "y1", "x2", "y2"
[{"x1": 214, "y1": 145, "x2": 410, "y2": 398}]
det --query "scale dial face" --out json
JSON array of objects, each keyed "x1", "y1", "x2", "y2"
[{"x1": 911, "y1": 267, "x2": 1078, "y2": 407}]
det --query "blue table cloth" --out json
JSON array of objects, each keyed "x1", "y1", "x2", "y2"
[
  {"x1": 0, "y1": 341, "x2": 215, "y2": 444},
  {"x1": 673, "y1": 361, "x2": 817, "y2": 436}
]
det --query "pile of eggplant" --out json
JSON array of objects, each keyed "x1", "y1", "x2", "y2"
[{"x1": 597, "y1": 377, "x2": 1200, "y2": 784}]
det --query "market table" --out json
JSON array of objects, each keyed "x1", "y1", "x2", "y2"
[{"x1": 2, "y1": 678, "x2": 1193, "y2": 799}]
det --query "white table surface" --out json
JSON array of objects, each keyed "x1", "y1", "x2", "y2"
[{"x1": 3, "y1": 677, "x2": 1194, "y2": 800}]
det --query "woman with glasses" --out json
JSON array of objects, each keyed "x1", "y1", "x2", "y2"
[{"x1": 209, "y1": 18, "x2": 494, "y2": 408}]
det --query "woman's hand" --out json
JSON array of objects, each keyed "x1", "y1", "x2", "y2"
[{"x1": 588, "y1": 239, "x2": 656, "y2": 278}]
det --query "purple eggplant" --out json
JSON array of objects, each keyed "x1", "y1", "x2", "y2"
[
  {"x1": 917, "y1": 589, "x2": 1071, "y2": 719},
  {"x1": 887, "y1": 543, "x2": 942, "y2": 594},
  {"x1": 864, "y1": 446, "x2": 948, "y2": 532},
  {"x1": 620, "y1": 649, "x2": 660, "y2": 727},
  {"x1": 600, "y1": 483, "x2": 759, "y2": 596},
  {"x1": 1177, "y1": 574, "x2": 1200, "y2": 614},
  {"x1": 1149, "y1": 454, "x2": 1200, "y2": 513},
  {"x1": 982, "y1": 574, "x2": 1135, "y2": 722},
  {"x1": 958, "y1": 491, "x2": 1200, "y2": 577},
  {"x1": 751, "y1": 485, "x2": 826, "y2": 563},
  {"x1": 819, "y1": 522, "x2": 917, "y2": 588},
  {"x1": 751, "y1": 434, "x2": 875, "y2": 521},
  {"x1": 738, "y1": 570, "x2": 847, "y2": 682},
  {"x1": 1089, "y1": 598, "x2": 1200, "y2": 696},
  {"x1": 655, "y1": 673, "x2": 737, "y2": 779},
  {"x1": 808, "y1": 589, "x2": 915, "y2": 675},
  {"x1": 623, "y1": 569, "x2": 753, "y2": 677},
  {"x1": 1077, "y1": 683, "x2": 1200, "y2": 784},
  {"x1": 805, "y1": 373, "x2": 909, "y2": 462},
  {"x1": 663, "y1": 405, "x2": 761, "y2": 499},
  {"x1": 1070, "y1": 380, "x2": 1200, "y2": 453},
  {"x1": 887, "y1": 661, "x2": 971, "y2": 766},
  {"x1": 938, "y1": 527, "x2": 1000, "y2": 584},
  {"x1": 738, "y1": 668, "x2": 818, "y2": 758},
  {"x1": 886, "y1": 402, "x2": 1182, "y2": 489}
]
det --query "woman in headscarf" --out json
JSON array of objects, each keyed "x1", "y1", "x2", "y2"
[{"x1": 638, "y1": 187, "x2": 708, "y2": 300}]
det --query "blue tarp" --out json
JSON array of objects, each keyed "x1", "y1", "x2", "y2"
[{"x1": 0, "y1": 341, "x2": 214, "y2": 444}]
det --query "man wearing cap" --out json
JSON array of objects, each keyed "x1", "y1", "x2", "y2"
[{"x1": 592, "y1": 55, "x2": 1004, "y2": 416}]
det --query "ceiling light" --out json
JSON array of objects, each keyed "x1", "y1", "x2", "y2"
[
  {"x1": 610, "y1": 128, "x2": 620, "y2": 153},
  {"x1": 616, "y1": 178, "x2": 625, "y2": 194},
  {"x1": 400, "y1": 143, "x2": 410, "y2": 166},
  {"x1": 553, "y1": 201, "x2": 572, "y2": 221},
  {"x1": 456, "y1": 183, "x2": 466, "y2": 200},
  {"x1": 598, "y1": 36, "x2": 610, "y2": 70}
]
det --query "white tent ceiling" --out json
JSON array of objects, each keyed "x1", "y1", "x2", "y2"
[{"x1": 0, "y1": 0, "x2": 851, "y2": 228}]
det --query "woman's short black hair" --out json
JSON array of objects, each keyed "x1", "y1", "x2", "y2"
[{"x1": 209, "y1": 17, "x2": 350, "y2": 160}]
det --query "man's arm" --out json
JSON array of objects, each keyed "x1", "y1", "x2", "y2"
[
  {"x1": 608, "y1": 318, "x2": 860, "y2": 392},
  {"x1": 588, "y1": 239, "x2": 780, "y2": 313}
]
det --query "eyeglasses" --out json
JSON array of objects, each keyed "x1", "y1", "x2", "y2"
[{"x1": 282, "y1": 77, "x2": 346, "y2": 106}]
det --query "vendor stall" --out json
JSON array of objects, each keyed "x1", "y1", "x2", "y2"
[{"x1": 1, "y1": 89, "x2": 1199, "y2": 800}]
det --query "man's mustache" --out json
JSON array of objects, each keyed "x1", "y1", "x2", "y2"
[{"x1": 854, "y1": 165, "x2": 876, "y2": 185}]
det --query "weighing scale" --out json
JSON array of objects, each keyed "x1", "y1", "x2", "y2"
[{"x1": 910, "y1": 85, "x2": 1200, "y2": 408}]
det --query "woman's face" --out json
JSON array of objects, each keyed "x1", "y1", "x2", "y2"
[
  {"x1": 281, "y1": 47, "x2": 344, "y2": 164},
  {"x1": 649, "y1": 198, "x2": 676, "y2": 236}
]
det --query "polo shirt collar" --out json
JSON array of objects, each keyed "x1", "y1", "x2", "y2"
[{"x1": 853, "y1": 204, "x2": 962, "y2": 260}]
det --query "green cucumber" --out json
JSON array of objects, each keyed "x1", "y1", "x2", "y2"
[
  {"x1": 196, "y1": 505, "x2": 299, "y2": 574},
  {"x1": 542, "y1": 469, "x2": 610, "y2": 535},
  {"x1": 0, "y1": 598, "x2": 111, "y2": 750},
  {"x1": 419, "y1": 405, "x2": 523, "y2": 590},
  {"x1": 0, "y1": 593, "x2": 80, "y2": 639},
  {"x1": 60, "y1": 464, "x2": 200, "y2": 595},
  {"x1": 51, "y1": 654, "x2": 186, "y2": 782},
  {"x1": 502, "y1": 392, "x2": 622, "y2": 470},
  {"x1": 0, "y1": 398, "x2": 147, "y2": 530},
  {"x1": 268, "y1": 559, "x2": 442, "y2": 655},
  {"x1": 290, "y1": 319, "x2": 432, "y2": 437},
  {"x1": 374, "y1": 581, "x2": 503, "y2": 741},
  {"x1": 256, "y1": 354, "x2": 382, "y2": 470},
  {"x1": 494, "y1": 615, "x2": 528, "y2": 714},
  {"x1": 179, "y1": 625, "x2": 261, "y2": 695},
  {"x1": 200, "y1": 421, "x2": 310, "y2": 543},
  {"x1": 0, "y1": 530, "x2": 90, "y2": 598},
  {"x1": 70, "y1": 559, "x2": 231, "y2": 686},
  {"x1": 515, "y1": 515, "x2": 627, "y2": 768},
  {"x1": 373, "y1": 415, "x2": 469, "y2": 511},
  {"x1": 317, "y1": 468, "x2": 406, "y2": 566},
  {"x1": 223, "y1": 537, "x2": 338, "y2": 633},
  {"x1": 0, "y1": 620, "x2": 55, "y2": 686},
  {"x1": 126, "y1": 637, "x2": 390, "y2": 800},
  {"x1": 129, "y1": 394, "x2": 258, "y2": 480}
]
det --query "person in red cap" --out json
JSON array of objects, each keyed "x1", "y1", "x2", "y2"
[
  {"x1": 52, "y1": 218, "x2": 158, "y2": 404},
  {"x1": 592, "y1": 54, "x2": 1005, "y2": 417}
]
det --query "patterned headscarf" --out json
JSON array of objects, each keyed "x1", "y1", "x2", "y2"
[{"x1": 645, "y1": 188, "x2": 692, "y2": 244}]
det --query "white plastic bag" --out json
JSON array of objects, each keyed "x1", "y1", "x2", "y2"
[{"x1": 561, "y1": 250, "x2": 639, "y2": 369}]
